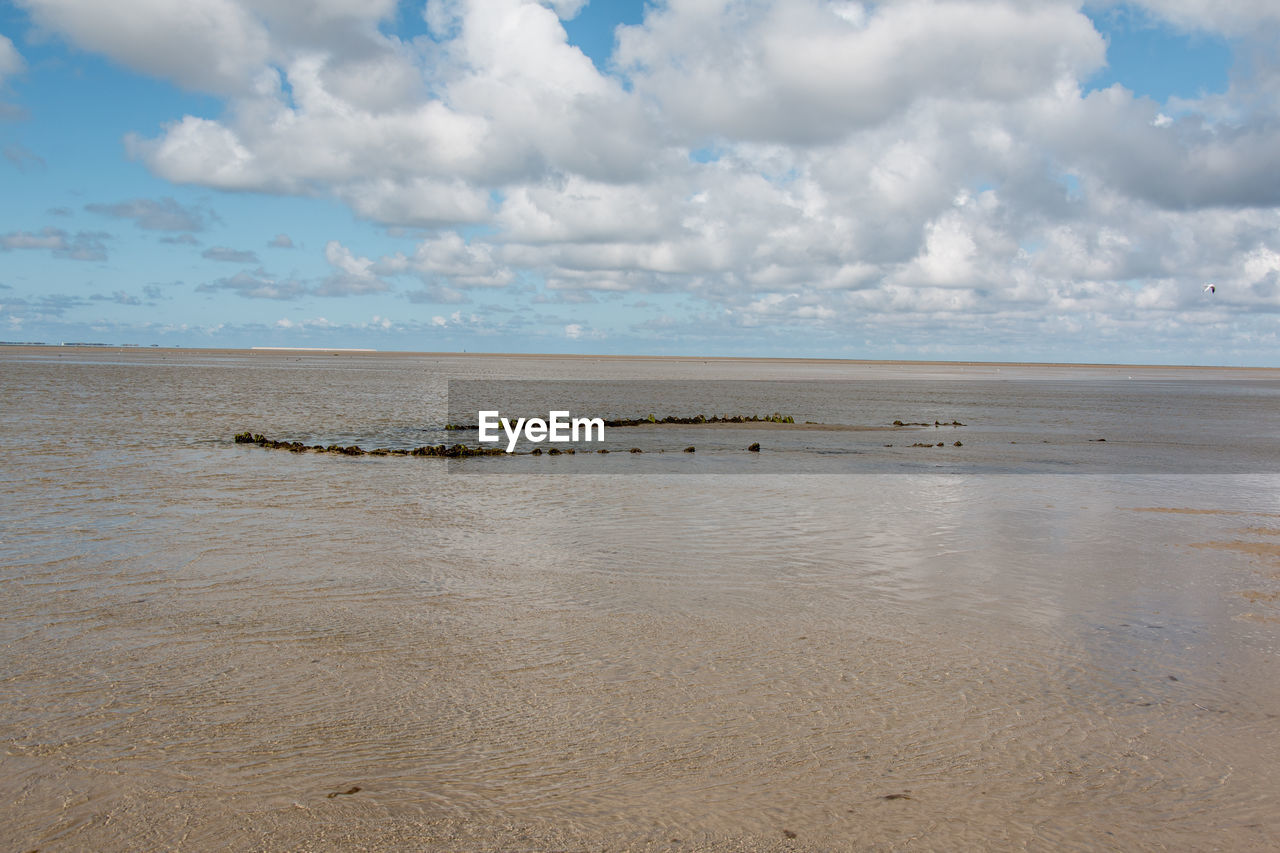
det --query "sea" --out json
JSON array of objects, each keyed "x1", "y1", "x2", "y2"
[{"x1": 2, "y1": 348, "x2": 1278, "y2": 851}]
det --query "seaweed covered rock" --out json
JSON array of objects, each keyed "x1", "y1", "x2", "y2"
[{"x1": 237, "y1": 433, "x2": 510, "y2": 458}]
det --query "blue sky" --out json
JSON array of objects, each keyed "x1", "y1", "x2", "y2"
[{"x1": 1, "y1": 0, "x2": 1278, "y2": 364}]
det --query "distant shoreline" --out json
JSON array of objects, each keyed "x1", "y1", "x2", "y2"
[
  {"x1": 250, "y1": 346, "x2": 378, "y2": 352},
  {"x1": 1, "y1": 344, "x2": 1277, "y2": 373}
]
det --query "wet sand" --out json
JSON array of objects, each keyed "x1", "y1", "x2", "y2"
[{"x1": 1, "y1": 349, "x2": 1278, "y2": 850}]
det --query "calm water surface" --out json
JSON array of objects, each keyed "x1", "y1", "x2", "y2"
[{"x1": 1, "y1": 349, "x2": 1278, "y2": 851}]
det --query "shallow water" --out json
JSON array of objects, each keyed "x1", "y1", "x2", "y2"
[{"x1": 2, "y1": 349, "x2": 1278, "y2": 851}]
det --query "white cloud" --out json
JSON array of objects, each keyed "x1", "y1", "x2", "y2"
[
  {"x1": 316, "y1": 240, "x2": 391, "y2": 296},
  {"x1": 336, "y1": 178, "x2": 492, "y2": 227},
  {"x1": 18, "y1": 0, "x2": 1280, "y2": 359},
  {"x1": 122, "y1": 0, "x2": 656, "y2": 203},
  {"x1": 377, "y1": 231, "x2": 514, "y2": 288},
  {"x1": 615, "y1": 0, "x2": 1105, "y2": 144},
  {"x1": 275, "y1": 315, "x2": 335, "y2": 329},
  {"x1": 0, "y1": 34, "x2": 23, "y2": 82},
  {"x1": 18, "y1": 0, "x2": 272, "y2": 95},
  {"x1": 563, "y1": 322, "x2": 604, "y2": 340},
  {"x1": 430, "y1": 309, "x2": 483, "y2": 327}
]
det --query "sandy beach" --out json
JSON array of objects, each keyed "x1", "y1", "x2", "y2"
[{"x1": 1, "y1": 349, "x2": 1278, "y2": 850}]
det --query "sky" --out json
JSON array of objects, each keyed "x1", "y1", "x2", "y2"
[{"x1": 0, "y1": 0, "x2": 1278, "y2": 364}]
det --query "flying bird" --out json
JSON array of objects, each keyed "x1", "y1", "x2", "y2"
[{"x1": 1203, "y1": 283, "x2": 1216, "y2": 294}]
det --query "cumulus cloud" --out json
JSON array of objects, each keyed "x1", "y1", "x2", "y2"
[
  {"x1": 121, "y1": 0, "x2": 656, "y2": 198},
  {"x1": 16, "y1": 0, "x2": 272, "y2": 95},
  {"x1": 85, "y1": 196, "x2": 217, "y2": 231},
  {"x1": 267, "y1": 233, "x2": 294, "y2": 248},
  {"x1": 315, "y1": 240, "x2": 392, "y2": 296},
  {"x1": 615, "y1": 0, "x2": 1106, "y2": 144},
  {"x1": 1025, "y1": 85, "x2": 1280, "y2": 209},
  {"x1": 376, "y1": 231, "x2": 513, "y2": 288}
]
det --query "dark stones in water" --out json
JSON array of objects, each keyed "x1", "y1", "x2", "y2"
[
  {"x1": 606, "y1": 412, "x2": 797, "y2": 426},
  {"x1": 407, "y1": 444, "x2": 504, "y2": 457},
  {"x1": 236, "y1": 431, "x2": 508, "y2": 458},
  {"x1": 326, "y1": 786, "x2": 361, "y2": 798},
  {"x1": 893, "y1": 419, "x2": 964, "y2": 427},
  {"x1": 239, "y1": 432, "x2": 944, "y2": 459},
  {"x1": 440, "y1": 412, "x2": 798, "y2": 430}
]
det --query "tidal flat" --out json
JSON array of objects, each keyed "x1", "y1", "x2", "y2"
[{"x1": 1, "y1": 348, "x2": 1278, "y2": 850}]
